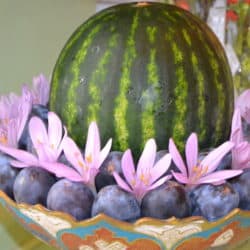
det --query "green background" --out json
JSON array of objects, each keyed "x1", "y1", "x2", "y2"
[
  {"x1": 0, "y1": 1, "x2": 95, "y2": 249},
  {"x1": 0, "y1": 0, "x2": 95, "y2": 94}
]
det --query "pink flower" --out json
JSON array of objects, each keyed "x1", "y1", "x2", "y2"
[
  {"x1": 31, "y1": 74, "x2": 50, "y2": 105},
  {"x1": 22, "y1": 74, "x2": 50, "y2": 106},
  {"x1": 230, "y1": 108, "x2": 250, "y2": 169},
  {"x1": 0, "y1": 88, "x2": 32, "y2": 147},
  {"x1": 113, "y1": 139, "x2": 172, "y2": 203},
  {"x1": 0, "y1": 112, "x2": 80, "y2": 179},
  {"x1": 62, "y1": 122, "x2": 112, "y2": 193},
  {"x1": 169, "y1": 133, "x2": 242, "y2": 186},
  {"x1": 0, "y1": 93, "x2": 20, "y2": 122},
  {"x1": 235, "y1": 89, "x2": 250, "y2": 124}
]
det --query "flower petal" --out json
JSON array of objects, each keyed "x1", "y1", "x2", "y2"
[
  {"x1": 62, "y1": 137, "x2": 84, "y2": 175},
  {"x1": 171, "y1": 171, "x2": 189, "y2": 184},
  {"x1": 29, "y1": 116, "x2": 49, "y2": 159},
  {"x1": 200, "y1": 141, "x2": 234, "y2": 174},
  {"x1": 147, "y1": 175, "x2": 172, "y2": 191},
  {"x1": 137, "y1": 139, "x2": 156, "y2": 177},
  {"x1": 32, "y1": 74, "x2": 50, "y2": 105},
  {"x1": 56, "y1": 126, "x2": 68, "y2": 159},
  {"x1": 17, "y1": 89, "x2": 32, "y2": 141},
  {"x1": 0, "y1": 144, "x2": 38, "y2": 166},
  {"x1": 113, "y1": 171, "x2": 133, "y2": 193},
  {"x1": 10, "y1": 160, "x2": 32, "y2": 168},
  {"x1": 7, "y1": 119, "x2": 18, "y2": 147},
  {"x1": 185, "y1": 133, "x2": 198, "y2": 176},
  {"x1": 48, "y1": 112, "x2": 63, "y2": 150},
  {"x1": 232, "y1": 142, "x2": 250, "y2": 169},
  {"x1": 169, "y1": 138, "x2": 187, "y2": 176},
  {"x1": 85, "y1": 122, "x2": 100, "y2": 162},
  {"x1": 150, "y1": 153, "x2": 172, "y2": 184},
  {"x1": 98, "y1": 138, "x2": 112, "y2": 167},
  {"x1": 235, "y1": 89, "x2": 250, "y2": 123},
  {"x1": 198, "y1": 169, "x2": 242, "y2": 184},
  {"x1": 40, "y1": 162, "x2": 83, "y2": 182},
  {"x1": 230, "y1": 109, "x2": 243, "y2": 143},
  {"x1": 29, "y1": 116, "x2": 58, "y2": 162},
  {"x1": 121, "y1": 149, "x2": 136, "y2": 185}
]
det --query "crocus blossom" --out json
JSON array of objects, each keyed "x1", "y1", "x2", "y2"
[
  {"x1": 235, "y1": 89, "x2": 250, "y2": 124},
  {"x1": 62, "y1": 121, "x2": 112, "y2": 193},
  {"x1": 0, "y1": 87, "x2": 32, "y2": 147},
  {"x1": 169, "y1": 133, "x2": 242, "y2": 187},
  {"x1": 230, "y1": 108, "x2": 250, "y2": 169},
  {"x1": 31, "y1": 74, "x2": 50, "y2": 106},
  {"x1": 0, "y1": 112, "x2": 81, "y2": 180},
  {"x1": 0, "y1": 93, "x2": 20, "y2": 122},
  {"x1": 113, "y1": 138, "x2": 172, "y2": 203}
]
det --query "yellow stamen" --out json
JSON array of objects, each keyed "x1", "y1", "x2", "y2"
[
  {"x1": 36, "y1": 138, "x2": 43, "y2": 145},
  {"x1": 131, "y1": 179, "x2": 136, "y2": 187},
  {"x1": 78, "y1": 160, "x2": 89, "y2": 171},
  {"x1": 86, "y1": 154, "x2": 92, "y2": 164},
  {"x1": 139, "y1": 173, "x2": 149, "y2": 185},
  {"x1": 192, "y1": 165, "x2": 209, "y2": 181},
  {"x1": 0, "y1": 135, "x2": 7, "y2": 145}
]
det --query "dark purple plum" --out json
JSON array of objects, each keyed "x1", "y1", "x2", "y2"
[
  {"x1": 47, "y1": 178, "x2": 94, "y2": 221},
  {"x1": 13, "y1": 167, "x2": 56, "y2": 206},
  {"x1": 230, "y1": 169, "x2": 250, "y2": 210},
  {"x1": 95, "y1": 151, "x2": 123, "y2": 192},
  {"x1": 0, "y1": 154, "x2": 19, "y2": 199},
  {"x1": 188, "y1": 182, "x2": 239, "y2": 221},
  {"x1": 91, "y1": 185, "x2": 140, "y2": 222},
  {"x1": 18, "y1": 104, "x2": 48, "y2": 151},
  {"x1": 141, "y1": 181, "x2": 191, "y2": 219}
]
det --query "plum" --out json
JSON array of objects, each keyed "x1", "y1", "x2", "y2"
[
  {"x1": 91, "y1": 185, "x2": 140, "y2": 222},
  {"x1": 188, "y1": 182, "x2": 239, "y2": 221},
  {"x1": 47, "y1": 178, "x2": 94, "y2": 221},
  {"x1": 0, "y1": 153, "x2": 19, "y2": 199},
  {"x1": 141, "y1": 181, "x2": 191, "y2": 219},
  {"x1": 13, "y1": 167, "x2": 56, "y2": 206}
]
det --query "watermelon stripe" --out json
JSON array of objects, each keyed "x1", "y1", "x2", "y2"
[
  {"x1": 210, "y1": 56, "x2": 225, "y2": 144},
  {"x1": 163, "y1": 10, "x2": 177, "y2": 23},
  {"x1": 140, "y1": 25, "x2": 160, "y2": 147},
  {"x1": 141, "y1": 49, "x2": 158, "y2": 146},
  {"x1": 87, "y1": 32, "x2": 119, "y2": 125},
  {"x1": 146, "y1": 26, "x2": 157, "y2": 43},
  {"x1": 191, "y1": 52, "x2": 206, "y2": 141},
  {"x1": 202, "y1": 40, "x2": 225, "y2": 144},
  {"x1": 63, "y1": 25, "x2": 101, "y2": 134},
  {"x1": 171, "y1": 42, "x2": 187, "y2": 150},
  {"x1": 114, "y1": 12, "x2": 139, "y2": 151},
  {"x1": 190, "y1": 17, "x2": 229, "y2": 146},
  {"x1": 182, "y1": 29, "x2": 191, "y2": 47},
  {"x1": 50, "y1": 11, "x2": 110, "y2": 110}
]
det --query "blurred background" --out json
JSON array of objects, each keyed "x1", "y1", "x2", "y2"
[
  {"x1": 0, "y1": 0, "x2": 96, "y2": 95},
  {"x1": 0, "y1": 0, "x2": 249, "y2": 249}
]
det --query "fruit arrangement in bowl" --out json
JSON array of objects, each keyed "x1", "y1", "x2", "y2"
[{"x1": 1, "y1": 2, "x2": 250, "y2": 250}]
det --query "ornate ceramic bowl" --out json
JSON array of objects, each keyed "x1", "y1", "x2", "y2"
[{"x1": 1, "y1": 191, "x2": 250, "y2": 249}]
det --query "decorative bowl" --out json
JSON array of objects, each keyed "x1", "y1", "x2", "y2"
[{"x1": 1, "y1": 191, "x2": 250, "y2": 250}]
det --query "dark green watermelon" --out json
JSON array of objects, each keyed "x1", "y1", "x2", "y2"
[{"x1": 50, "y1": 2, "x2": 234, "y2": 158}]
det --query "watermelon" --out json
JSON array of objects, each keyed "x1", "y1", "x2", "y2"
[{"x1": 49, "y1": 2, "x2": 234, "y2": 158}]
